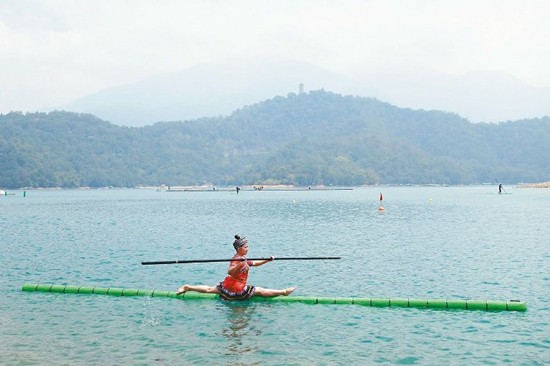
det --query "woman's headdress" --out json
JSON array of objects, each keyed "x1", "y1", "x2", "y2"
[{"x1": 233, "y1": 235, "x2": 248, "y2": 250}]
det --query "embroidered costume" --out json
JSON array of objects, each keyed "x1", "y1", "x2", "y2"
[{"x1": 216, "y1": 254, "x2": 256, "y2": 300}]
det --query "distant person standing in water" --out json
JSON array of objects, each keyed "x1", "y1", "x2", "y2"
[
  {"x1": 498, "y1": 184, "x2": 503, "y2": 194},
  {"x1": 236, "y1": 186, "x2": 240, "y2": 194},
  {"x1": 176, "y1": 235, "x2": 296, "y2": 300}
]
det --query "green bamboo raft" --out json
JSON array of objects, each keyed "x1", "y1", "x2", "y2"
[{"x1": 22, "y1": 284, "x2": 527, "y2": 312}]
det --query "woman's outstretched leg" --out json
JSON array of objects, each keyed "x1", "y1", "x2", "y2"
[
  {"x1": 176, "y1": 284, "x2": 220, "y2": 295},
  {"x1": 253, "y1": 286, "x2": 296, "y2": 297}
]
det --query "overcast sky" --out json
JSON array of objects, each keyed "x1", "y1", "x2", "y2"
[{"x1": 1, "y1": 0, "x2": 549, "y2": 114}]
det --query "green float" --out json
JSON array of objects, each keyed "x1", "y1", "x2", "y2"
[{"x1": 21, "y1": 284, "x2": 527, "y2": 312}]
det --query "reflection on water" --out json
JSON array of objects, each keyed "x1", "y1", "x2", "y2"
[{"x1": 217, "y1": 301, "x2": 261, "y2": 364}]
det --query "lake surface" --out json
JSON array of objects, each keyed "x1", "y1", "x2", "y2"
[{"x1": 1, "y1": 186, "x2": 549, "y2": 365}]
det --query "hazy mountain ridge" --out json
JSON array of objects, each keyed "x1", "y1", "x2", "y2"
[
  {"x1": 3, "y1": 90, "x2": 550, "y2": 188},
  {"x1": 367, "y1": 68, "x2": 550, "y2": 123},
  {"x1": 58, "y1": 59, "x2": 550, "y2": 127},
  {"x1": 61, "y1": 59, "x2": 367, "y2": 126}
]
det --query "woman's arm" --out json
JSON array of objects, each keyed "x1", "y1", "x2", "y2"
[
  {"x1": 227, "y1": 259, "x2": 244, "y2": 275},
  {"x1": 251, "y1": 256, "x2": 274, "y2": 267}
]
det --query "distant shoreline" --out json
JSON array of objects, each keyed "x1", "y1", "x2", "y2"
[
  {"x1": 165, "y1": 185, "x2": 353, "y2": 192},
  {"x1": 4, "y1": 182, "x2": 550, "y2": 191},
  {"x1": 518, "y1": 181, "x2": 550, "y2": 188}
]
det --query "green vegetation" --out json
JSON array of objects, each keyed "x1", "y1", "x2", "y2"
[{"x1": 1, "y1": 91, "x2": 549, "y2": 188}]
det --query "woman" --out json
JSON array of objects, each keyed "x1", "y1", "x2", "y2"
[{"x1": 177, "y1": 235, "x2": 296, "y2": 300}]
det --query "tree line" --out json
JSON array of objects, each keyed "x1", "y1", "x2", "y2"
[{"x1": 1, "y1": 90, "x2": 549, "y2": 188}]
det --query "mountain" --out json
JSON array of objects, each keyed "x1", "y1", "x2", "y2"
[
  {"x1": 358, "y1": 68, "x2": 550, "y2": 123},
  {"x1": 59, "y1": 59, "x2": 550, "y2": 127},
  {"x1": 3, "y1": 91, "x2": 550, "y2": 189},
  {"x1": 61, "y1": 59, "x2": 373, "y2": 127}
]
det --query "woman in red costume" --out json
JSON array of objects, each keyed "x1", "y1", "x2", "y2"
[{"x1": 177, "y1": 235, "x2": 296, "y2": 300}]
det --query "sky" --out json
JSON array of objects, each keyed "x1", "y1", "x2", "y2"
[{"x1": 1, "y1": 0, "x2": 550, "y2": 115}]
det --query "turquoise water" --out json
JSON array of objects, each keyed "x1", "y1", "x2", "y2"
[{"x1": 1, "y1": 186, "x2": 549, "y2": 365}]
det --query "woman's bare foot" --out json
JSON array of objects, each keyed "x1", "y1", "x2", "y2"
[
  {"x1": 284, "y1": 287, "x2": 296, "y2": 296},
  {"x1": 176, "y1": 285, "x2": 189, "y2": 295}
]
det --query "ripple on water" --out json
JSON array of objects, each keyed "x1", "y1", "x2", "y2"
[{"x1": 1, "y1": 187, "x2": 549, "y2": 364}]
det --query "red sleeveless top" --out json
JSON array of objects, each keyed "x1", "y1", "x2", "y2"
[{"x1": 221, "y1": 255, "x2": 252, "y2": 293}]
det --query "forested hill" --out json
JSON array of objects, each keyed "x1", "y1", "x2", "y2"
[{"x1": 1, "y1": 90, "x2": 549, "y2": 188}]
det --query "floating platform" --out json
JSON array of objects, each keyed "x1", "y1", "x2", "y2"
[
  {"x1": 22, "y1": 284, "x2": 526, "y2": 312},
  {"x1": 166, "y1": 186, "x2": 352, "y2": 192}
]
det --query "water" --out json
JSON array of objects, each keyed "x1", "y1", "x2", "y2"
[{"x1": 1, "y1": 186, "x2": 549, "y2": 365}]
